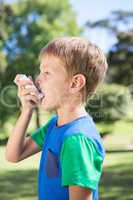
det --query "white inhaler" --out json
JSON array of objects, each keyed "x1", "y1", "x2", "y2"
[{"x1": 14, "y1": 74, "x2": 44, "y2": 100}]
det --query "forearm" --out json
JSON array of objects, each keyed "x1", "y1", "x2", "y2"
[{"x1": 5, "y1": 109, "x2": 33, "y2": 162}]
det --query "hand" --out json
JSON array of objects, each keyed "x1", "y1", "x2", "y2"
[{"x1": 14, "y1": 74, "x2": 41, "y2": 111}]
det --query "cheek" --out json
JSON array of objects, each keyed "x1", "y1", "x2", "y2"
[
  {"x1": 42, "y1": 77, "x2": 69, "y2": 98},
  {"x1": 47, "y1": 83, "x2": 68, "y2": 103},
  {"x1": 58, "y1": 82, "x2": 70, "y2": 100}
]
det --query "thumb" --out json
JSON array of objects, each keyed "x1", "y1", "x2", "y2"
[{"x1": 28, "y1": 76, "x2": 33, "y2": 82}]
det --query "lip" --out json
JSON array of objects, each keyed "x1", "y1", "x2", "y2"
[
  {"x1": 35, "y1": 84, "x2": 44, "y2": 95},
  {"x1": 37, "y1": 88, "x2": 45, "y2": 103},
  {"x1": 34, "y1": 83, "x2": 45, "y2": 102}
]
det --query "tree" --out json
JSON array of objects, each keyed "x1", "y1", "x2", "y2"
[
  {"x1": 86, "y1": 10, "x2": 133, "y2": 35},
  {"x1": 0, "y1": 0, "x2": 81, "y2": 135},
  {"x1": 107, "y1": 31, "x2": 133, "y2": 86},
  {"x1": 86, "y1": 11, "x2": 133, "y2": 86}
]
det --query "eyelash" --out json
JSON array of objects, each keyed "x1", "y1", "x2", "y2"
[{"x1": 42, "y1": 71, "x2": 49, "y2": 75}]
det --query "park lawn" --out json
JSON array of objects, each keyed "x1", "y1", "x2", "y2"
[
  {"x1": 0, "y1": 147, "x2": 40, "y2": 200},
  {"x1": 97, "y1": 119, "x2": 133, "y2": 150},
  {"x1": 1, "y1": 146, "x2": 133, "y2": 200},
  {"x1": 0, "y1": 169, "x2": 38, "y2": 200},
  {"x1": 100, "y1": 152, "x2": 133, "y2": 200}
]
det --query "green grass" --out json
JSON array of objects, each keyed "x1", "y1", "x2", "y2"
[
  {"x1": 1, "y1": 146, "x2": 133, "y2": 200},
  {"x1": 100, "y1": 152, "x2": 133, "y2": 200},
  {"x1": 1, "y1": 147, "x2": 40, "y2": 200},
  {"x1": 97, "y1": 119, "x2": 133, "y2": 150},
  {"x1": 0, "y1": 170, "x2": 38, "y2": 200}
]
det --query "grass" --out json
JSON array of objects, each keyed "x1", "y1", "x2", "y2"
[
  {"x1": 0, "y1": 170, "x2": 38, "y2": 200},
  {"x1": 1, "y1": 147, "x2": 40, "y2": 200},
  {"x1": 98, "y1": 119, "x2": 133, "y2": 150},
  {"x1": 1, "y1": 146, "x2": 133, "y2": 200},
  {"x1": 100, "y1": 152, "x2": 133, "y2": 200}
]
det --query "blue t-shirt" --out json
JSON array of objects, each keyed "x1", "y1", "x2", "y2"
[{"x1": 31, "y1": 114, "x2": 105, "y2": 200}]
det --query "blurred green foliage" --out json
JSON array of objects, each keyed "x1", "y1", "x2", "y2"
[
  {"x1": 0, "y1": 0, "x2": 81, "y2": 130},
  {"x1": 86, "y1": 84, "x2": 132, "y2": 123},
  {"x1": 107, "y1": 32, "x2": 133, "y2": 86}
]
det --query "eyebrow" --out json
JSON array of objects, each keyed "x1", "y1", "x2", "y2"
[{"x1": 39, "y1": 65, "x2": 53, "y2": 73}]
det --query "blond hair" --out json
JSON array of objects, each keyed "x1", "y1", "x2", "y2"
[{"x1": 39, "y1": 37, "x2": 108, "y2": 102}]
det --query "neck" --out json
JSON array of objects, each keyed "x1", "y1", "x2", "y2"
[{"x1": 56, "y1": 103, "x2": 87, "y2": 127}]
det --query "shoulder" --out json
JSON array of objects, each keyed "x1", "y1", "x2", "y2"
[
  {"x1": 60, "y1": 134, "x2": 103, "y2": 162},
  {"x1": 31, "y1": 115, "x2": 57, "y2": 149},
  {"x1": 60, "y1": 134, "x2": 104, "y2": 190}
]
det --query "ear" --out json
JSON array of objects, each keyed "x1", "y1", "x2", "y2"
[{"x1": 69, "y1": 74, "x2": 86, "y2": 94}]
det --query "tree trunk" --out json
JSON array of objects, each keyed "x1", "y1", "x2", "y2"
[{"x1": 35, "y1": 107, "x2": 40, "y2": 128}]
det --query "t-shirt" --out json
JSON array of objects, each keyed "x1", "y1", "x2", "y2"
[{"x1": 31, "y1": 116, "x2": 104, "y2": 190}]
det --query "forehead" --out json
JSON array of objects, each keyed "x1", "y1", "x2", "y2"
[{"x1": 40, "y1": 54, "x2": 66, "y2": 74}]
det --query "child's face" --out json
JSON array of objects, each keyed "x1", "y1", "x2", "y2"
[{"x1": 36, "y1": 54, "x2": 70, "y2": 111}]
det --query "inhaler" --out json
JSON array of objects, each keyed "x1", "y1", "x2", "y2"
[{"x1": 14, "y1": 74, "x2": 44, "y2": 100}]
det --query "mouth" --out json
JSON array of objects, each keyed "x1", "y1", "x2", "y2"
[
  {"x1": 37, "y1": 87, "x2": 45, "y2": 103},
  {"x1": 34, "y1": 82, "x2": 45, "y2": 103}
]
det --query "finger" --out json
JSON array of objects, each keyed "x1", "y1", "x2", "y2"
[
  {"x1": 14, "y1": 74, "x2": 19, "y2": 84},
  {"x1": 28, "y1": 76, "x2": 33, "y2": 81},
  {"x1": 24, "y1": 84, "x2": 37, "y2": 90},
  {"x1": 18, "y1": 79, "x2": 33, "y2": 87},
  {"x1": 17, "y1": 84, "x2": 22, "y2": 97},
  {"x1": 25, "y1": 94, "x2": 39, "y2": 104},
  {"x1": 14, "y1": 74, "x2": 31, "y2": 85},
  {"x1": 20, "y1": 84, "x2": 37, "y2": 92},
  {"x1": 21, "y1": 88, "x2": 39, "y2": 97},
  {"x1": 18, "y1": 84, "x2": 38, "y2": 99},
  {"x1": 22, "y1": 85, "x2": 39, "y2": 94}
]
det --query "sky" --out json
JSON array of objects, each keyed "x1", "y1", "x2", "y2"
[
  {"x1": 5, "y1": 0, "x2": 132, "y2": 52},
  {"x1": 70, "y1": 0, "x2": 132, "y2": 52},
  {"x1": 70, "y1": 0, "x2": 132, "y2": 25}
]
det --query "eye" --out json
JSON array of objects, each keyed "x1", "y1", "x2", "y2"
[{"x1": 43, "y1": 71, "x2": 50, "y2": 75}]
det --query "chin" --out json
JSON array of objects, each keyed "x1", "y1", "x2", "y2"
[
  {"x1": 40, "y1": 103, "x2": 56, "y2": 112},
  {"x1": 40, "y1": 97, "x2": 59, "y2": 111}
]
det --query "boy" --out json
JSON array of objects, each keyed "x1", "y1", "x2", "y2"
[{"x1": 6, "y1": 37, "x2": 108, "y2": 200}]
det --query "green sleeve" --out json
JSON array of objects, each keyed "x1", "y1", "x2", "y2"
[
  {"x1": 31, "y1": 118, "x2": 52, "y2": 149},
  {"x1": 60, "y1": 134, "x2": 104, "y2": 190}
]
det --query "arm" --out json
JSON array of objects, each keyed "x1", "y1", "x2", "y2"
[
  {"x1": 61, "y1": 135, "x2": 103, "y2": 200},
  {"x1": 6, "y1": 74, "x2": 43, "y2": 162},
  {"x1": 5, "y1": 109, "x2": 41, "y2": 163},
  {"x1": 69, "y1": 185, "x2": 92, "y2": 200}
]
